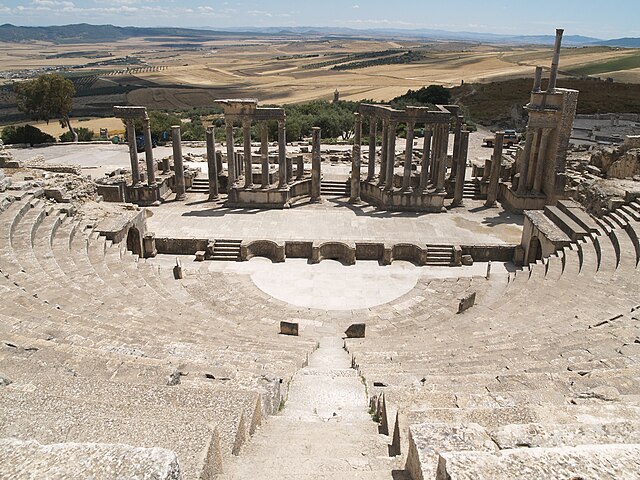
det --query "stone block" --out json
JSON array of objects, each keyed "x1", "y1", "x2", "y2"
[
  {"x1": 436, "y1": 444, "x2": 640, "y2": 480},
  {"x1": 173, "y1": 260, "x2": 184, "y2": 280},
  {"x1": 490, "y1": 421, "x2": 640, "y2": 450},
  {"x1": 280, "y1": 321, "x2": 299, "y2": 336},
  {"x1": 195, "y1": 251, "x2": 206, "y2": 262},
  {"x1": 406, "y1": 423, "x2": 496, "y2": 480},
  {"x1": 0, "y1": 438, "x2": 180, "y2": 480},
  {"x1": 461, "y1": 254, "x2": 473, "y2": 266},
  {"x1": 457, "y1": 292, "x2": 476, "y2": 313},
  {"x1": 344, "y1": 323, "x2": 366, "y2": 338}
]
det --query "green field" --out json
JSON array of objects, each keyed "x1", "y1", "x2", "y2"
[{"x1": 567, "y1": 53, "x2": 640, "y2": 76}]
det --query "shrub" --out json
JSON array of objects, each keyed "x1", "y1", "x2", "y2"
[
  {"x1": 60, "y1": 127, "x2": 94, "y2": 142},
  {"x1": 1, "y1": 124, "x2": 55, "y2": 146}
]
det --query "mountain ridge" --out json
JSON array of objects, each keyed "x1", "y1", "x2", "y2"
[{"x1": 0, "y1": 23, "x2": 638, "y2": 47}]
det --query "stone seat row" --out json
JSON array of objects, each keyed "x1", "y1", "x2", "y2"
[
  {"x1": 344, "y1": 201, "x2": 640, "y2": 476},
  {"x1": 0, "y1": 193, "x2": 314, "y2": 361},
  {"x1": 0, "y1": 192, "x2": 318, "y2": 479}
]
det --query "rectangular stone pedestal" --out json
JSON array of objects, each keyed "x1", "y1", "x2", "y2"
[
  {"x1": 501, "y1": 184, "x2": 548, "y2": 213},
  {"x1": 361, "y1": 181, "x2": 445, "y2": 212},
  {"x1": 226, "y1": 178, "x2": 312, "y2": 209}
]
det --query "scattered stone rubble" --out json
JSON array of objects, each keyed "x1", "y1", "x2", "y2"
[{"x1": 565, "y1": 138, "x2": 640, "y2": 216}]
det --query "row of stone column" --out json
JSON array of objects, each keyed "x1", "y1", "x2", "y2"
[
  {"x1": 125, "y1": 117, "x2": 159, "y2": 187},
  {"x1": 357, "y1": 115, "x2": 450, "y2": 194},
  {"x1": 516, "y1": 126, "x2": 553, "y2": 195},
  {"x1": 225, "y1": 119, "x2": 288, "y2": 190}
]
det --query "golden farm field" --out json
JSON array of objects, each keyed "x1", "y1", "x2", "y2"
[{"x1": 1, "y1": 34, "x2": 639, "y2": 116}]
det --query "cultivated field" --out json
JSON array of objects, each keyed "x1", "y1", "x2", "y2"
[{"x1": 1, "y1": 34, "x2": 638, "y2": 118}]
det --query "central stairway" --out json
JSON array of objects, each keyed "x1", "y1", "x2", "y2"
[
  {"x1": 321, "y1": 180, "x2": 350, "y2": 197},
  {"x1": 219, "y1": 337, "x2": 406, "y2": 479},
  {"x1": 211, "y1": 239, "x2": 242, "y2": 261},
  {"x1": 188, "y1": 177, "x2": 210, "y2": 194},
  {"x1": 462, "y1": 180, "x2": 481, "y2": 199}
]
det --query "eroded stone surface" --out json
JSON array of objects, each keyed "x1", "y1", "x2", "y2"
[
  {"x1": 490, "y1": 422, "x2": 640, "y2": 449},
  {"x1": 437, "y1": 444, "x2": 640, "y2": 480},
  {"x1": 0, "y1": 438, "x2": 180, "y2": 480},
  {"x1": 406, "y1": 423, "x2": 497, "y2": 480}
]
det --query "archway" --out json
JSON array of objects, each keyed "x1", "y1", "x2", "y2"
[
  {"x1": 527, "y1": 236, "x2": 542, "y2": 264},
  {"x1": 126, "y1": 226, "x2": 143, "y2": 258}
]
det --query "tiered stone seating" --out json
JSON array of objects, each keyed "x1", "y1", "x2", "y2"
[
  {"x1": 346, "y1": 201, "x2": 640, "y2": 478},
  {"x1": 0, "y1": 191, "x2": 317, "y2": 478}
]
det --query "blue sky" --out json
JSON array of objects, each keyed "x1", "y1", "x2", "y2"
[{"x1": 0, "y1": 0, "x2": 638, "y2": 39}]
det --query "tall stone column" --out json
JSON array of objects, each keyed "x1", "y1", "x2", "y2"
[
  {"x1": 286, "y1": 157, "x2": 293, "y2": 184},
  {"x1": 349, "y1": 113, "x2": 362, "y2": 204},
  {"x1": 171, "y1": 125, "x2": 186, "y2": 201},
  {"x1": 225, "y1": 121, "x2": 237, "y2": 187},
  {"x1": 367, "y1": 117, "x2": 377, "y2": 181},
  {"x1": 453, "y1": 130, "x2": 470, "y2": 206},
  {"x1": 206, "y1": 126, "x2": 219, "y2": 200},
  {"x1": 450, "y1": 115, "x2": 463, "y2": 181},
  {"x1": 311, "y1": 127, "x2": 321, "y2": 202},
  {"x1": 242, "y1": 119, "x2": 253, "y2": 189},
  {"x1": 517, "y1": 127, "x2": 535, "y2": 195},
  {"x1": 125, "y1": 120, "x2": 141, "y2": 186},
  {"x1": 402, "y1": 120, "x2": 415, "y2": 192},
  {"x1": 142, "y1": 117, "x2": 155, "y2": 185},
  {"x1": 260, "y1": 122, "x2": 269, "y2": 188},
  {"x1": 532, "y1": 66, "x2": 543, "y2": 92},
  {"x1": 378, "y1": 119, "x2": 389, "y2": 187},
  {"x1": 430, "y1": 124, "x2": 441, "y2": 184},
  {"x1": 436, "y1": 124, "x2": 449, "y2": 193},
  {"x1": 162, "y1": 144, "x2": 170, "y2": 174},
  {"x1": 525, "y1": 128, "x2": 541, "y2": 192},
  {"x1": 278, "y1": 119, "x2": 287, "y2": 190},
  {"x1": 296, "y1": 155, "x2": 304, "y2": 180},
  {"x1": 485, "y1": 132, "x2": 504, "y2": 207},
  {"x1": 384, "y1": 121, "x2": 397, "y2": 192},
  {"x1": 419, "y1": 129, "x2": 432, "y2": 192},
  {"x1": 533, "y1": 128, "x2": 552, "y2": 193}
]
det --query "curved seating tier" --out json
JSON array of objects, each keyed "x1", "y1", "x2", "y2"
[
  {"x1": 346, "y1": 201, "x2": 640, "y2": 478},
  {"x1": 0, "y1": 191, "x2": 317, "y2": 478}
]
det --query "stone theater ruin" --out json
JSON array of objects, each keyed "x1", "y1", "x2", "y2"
[{"x1": 1, "y1": 29, "x2": 639, "y2": 479}]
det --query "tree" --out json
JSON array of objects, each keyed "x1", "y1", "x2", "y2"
[
  {"x1": 14, "y1": 73, "x2": 78, "y2": 142},
  {"x1": 60, "y1": 127, "x2": 94, "y2": 142},
  {"x1": 391, "y1": 85, "x2": 451, "y2": 109}
]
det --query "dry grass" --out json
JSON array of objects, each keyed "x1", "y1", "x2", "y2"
[{"x1": 1, "y1": 35, "x2": 639, "y2": 114}]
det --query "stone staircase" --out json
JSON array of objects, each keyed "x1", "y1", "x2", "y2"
[
  {"x1": 218, "y1": 337, "x2": 407, "y2": 480},
  {"x1": 425, "y1": 244, "x2": 454, "y2": 266},
  {"x1": 321, "y1": 180, "x2": 350, "y2": 197},
  {"x1": 462, "y1": 180, "x2": 481, "y2": 199},
  {"x1": 345, "y1": 199, "x2": 640, "y2": 478},
  {"x1": 188, "y1": 177, "x2": 210, "y2": 194},
  {"x1": 211, "y1": 239, "x2": 242, "y2": 261},
  {"x1": 0, "y1": 190, "x2": 317, "y2": 479}
]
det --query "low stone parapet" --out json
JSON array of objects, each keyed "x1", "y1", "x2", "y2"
[
  {"x1": 311, "y1": 241, "x2": 356, "y2": 265},
  {"x1": 241, "y1": 240, "x2": 285, "y2": 262}
]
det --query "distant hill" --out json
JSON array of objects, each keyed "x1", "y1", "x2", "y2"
[
  {"x1": 0, "y1": 23, "x2": 264, "y2": 43},
  {"x1": 594, "y1": 38, "x2": 640, "y2": 48},
  {"x1": 5, "y1": 23, "x2": 639, "y2": 48}
]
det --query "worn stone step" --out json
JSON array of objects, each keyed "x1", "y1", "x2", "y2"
[{"x1": 438, "y1": 444, "x2": 640, "y2": 480}]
